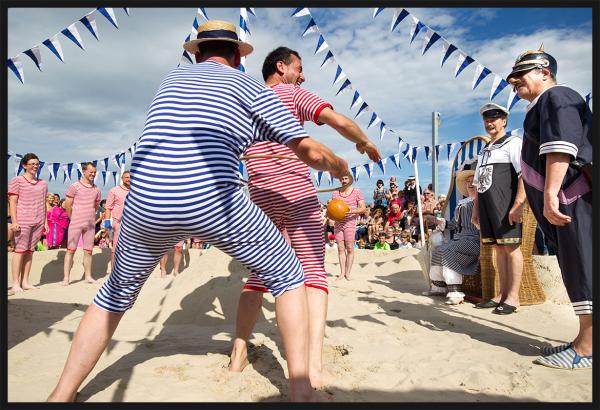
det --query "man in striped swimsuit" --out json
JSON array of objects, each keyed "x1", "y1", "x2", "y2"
[
  {"x1": 48, "y1": 21, "x2": 348, "y2": 402},
  {"x1": 62, "y1": 162, "x2": 101, "y2": 285},
  {"x1": 229, "y1": 46, "x2": 381, "y2": 388},
  {"x1": 104, "y1": 170, "x2": 130, "y2": 270}
]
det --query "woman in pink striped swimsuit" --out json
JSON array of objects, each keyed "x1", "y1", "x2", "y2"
[{"x1": 331, "y1": 174, "x2": 366, "y2": 280}]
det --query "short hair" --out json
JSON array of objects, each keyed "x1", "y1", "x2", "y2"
[
  {"x1": 122, "y1": 170, "x2": 131, "y2": 176},
  {"x1": 262, "y1": 46, "x2": 301, "y2": 81},
  {"x1": 197, "y1": 40, "x2": 238, "y2": 60},
  {"x1": 20, "y1": 153, "x2": 39, "y2": 168},
  {"x1": 82, "y1": 162, "x2": 96, "y2": 171}
]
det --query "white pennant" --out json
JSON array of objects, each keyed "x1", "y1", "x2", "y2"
[
  {"x1": 46, "y1": 163, "x2": 56, "y2": 181},
  {"x1": 454, "y1": 51, "x2": 467, "y2": 76},
  {"x1": 82, "y1": 14, "x2": 99, "y2": 40},
  {"x1": 9, "y1": 55, "x2": 25, "y2": 83},
  {"x1": 409, "y1": 16, "x2": 419, "y2": 42},
  {"x1": 27, "y1": 45, "x2": 43, "y2": 71},
  {"x1": 333, "y1": 68, "x2": 346, "y2": 85},
  {"x1": 292, "y1": 8, "x2": 311, "y2": 17},
  {"x1": 440, "y1": 39, "x2": 453, "y2": 67},
  {"x1": 61, "y1": 164, "x2": 71, "y2": 182},
  {"x1": 367, "y1": 115, "x2": 381, "y2": 129},
  {"x1": 489, "y1": 74, "x2": 502, "y2": 100},
  {"x1": 350, "y1": 95, "x2": 363, "y2": 110},
  {"x1": 64, "y1": 23, "x2": 85, "y2": 50},
  {"x1": 47, "y1": 34, "x2": 65, "y2": 62},
  {"x1": 421, "y1": 28, "x2": 433, "y2": 55},
  {"x1": 198, "y1": 8, "x2": 209, "y2": 21},
  {"x1": 76, "y1": 163, "x2": 83, "y2": 175},
  {"x1": 472, "y1": 63, "x2": 484, "y2": 89},
  {"x1": 507, "y1": 87, "x2": 520, "y2": 111}
]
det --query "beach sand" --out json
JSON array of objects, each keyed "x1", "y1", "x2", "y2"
[{"x1": 7, "y1": 248, "x2": 592, "y2": 402}]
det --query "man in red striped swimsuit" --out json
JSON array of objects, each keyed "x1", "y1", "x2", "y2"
[{"x1": 229, "y1": 46, "x2": 382, "y2": 388}]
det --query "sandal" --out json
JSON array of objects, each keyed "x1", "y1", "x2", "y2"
[
  {"x1": 474, "y1": 299, "x2": 499, "y2": 309},
  {"x1": 534, "y1": 347, "x2": 592, "y2": 370},
  {"x1": 541, "y1": 342, "x2": 572, "y2": 356},
  {"x1": 492, "y1": 302, "x2": 518, "y2": 315}
]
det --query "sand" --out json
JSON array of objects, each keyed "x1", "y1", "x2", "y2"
[{"x1": 7, "y1": 247, "x2": 592, "y2": 402}]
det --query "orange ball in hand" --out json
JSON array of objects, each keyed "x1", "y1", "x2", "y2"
[{"x1": 327, "y1": 198, "x2": 350, "y2": 221}]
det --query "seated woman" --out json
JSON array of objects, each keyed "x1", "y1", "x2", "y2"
[{"x1": 422, "y1": 160, "x2": 480, "y2": 305}]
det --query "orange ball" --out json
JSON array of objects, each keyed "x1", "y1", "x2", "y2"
[{"x1": 327, "y1": 198, "x2": 350, "y2": 221}]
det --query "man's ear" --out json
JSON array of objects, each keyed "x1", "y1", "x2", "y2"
[{"x1": 276, "y1": 60, "x2": 286, "y2": 74}]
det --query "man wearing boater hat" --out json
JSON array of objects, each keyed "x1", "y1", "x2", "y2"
[
  {"x1": 47, "y1": 21, "x2": 349, "y2": 402},
  {"x1": 472, "y1": 102, "x2": 525, "y2": 315},
  {"x1": 507, "y1": 44, "x2": 592, "y2": 369},
  {"x1": 228, "y1": 46, "x2": 381, "y2": 388}
]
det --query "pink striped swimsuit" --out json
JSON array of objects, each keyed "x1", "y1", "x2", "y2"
[
  {"x1": 65, "y1": 180, "x2": 101, "y2": 252},
  {"x1": 8, "y1": 176, "x2": 48, "y2": 253}
]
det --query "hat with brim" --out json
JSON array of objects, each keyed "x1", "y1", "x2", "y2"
[
  {"x1": 480, "y1": 102, "x2": 509, "y2": 118},
  {"x1": 506, "y1": 43, "x2": 557, "y2": 82},
  {"x1": 183, "y1": 20, "x2": 253, "y2": 57},
  {"x1": 456, "y1": 159, "x2": 477, "y2": 197}
]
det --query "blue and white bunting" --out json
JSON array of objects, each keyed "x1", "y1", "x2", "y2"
[
  {"x1": 314, "y1": 35, "x2": 329, "y2": 55},
  {"x1": 472, "y1": 64, "x2": 491, "y2": 90},
  {"x1": 102, "y1": 157, "x2": 109, "y2": 171},
  {"x1": 373, "y1": 7, "x2": 385, "y2": 18},
  {"x1": 320, "y1": 50, "x2": 335, "y2": 69},
  {"x1": 363, "y1": 163, "x2": 373, "y2": 178},
  {"x1": 454, "y1": 51, "x2": 474, "y2": 77},
  {"x1": 390, "y1": 153, "x2": 401, "y2": 169},
  {"x1": 101, "y1": 171, "x2": 108, "y2": 186},
  {"x1": 79, "y1": 14, "x2": 99, "y2": 40},
  {"x1": 246, "y1": 8, "x2": 256, "y2": 17},
  {"x1": 421, "y1": 28, "x2": 441, "y2": 55},
  {"x1": 377, "y1": 158, "x2": 387, "y2": 174},
  {"x1": 424, "y1": 146, "x2": 431, "y2": 160},
  {"x1": 327, "y1": 171, "x2": 334, "y2": 185},
  {"x1": 490, "y1": 75, "x2": 509, "y2": 100},
  {"x1": 507, "y1": 88, "x2": 521, "y2": 111},
  {"x1": 440, "y1": 39, "x2": 457, "y2": 67},
  {"x1": 350, "y1": 91, "x2": 363, "y2": 110},
  {"x1": 291, "y1": 7, "x2": 311, "y2": 17},
  {"x1": 379, "y1": 122, "x2": 387, "y2": 140},
  {"x1": 112, "y1": 171, "x2": 118, "y2": 186},
  {"x1": 123, "y1": 8, "x2": 130, "y2": 16},
  {"x1": 354, "y1": 102, "x2": 370, "y2": 119},
  {"x1": 61, "y1": 23, "x2": 85, "y2": 50},
  {"x1": 97, "y1": 7, "x2": 119, "y2": 29},
  {"x1": 411, "y1": 147, "x2": 420, "y2": 163},
  {"x1": 315, "y1": 170, "x2": 324, "y2": 187},
  {"x1": 409, "y1": 16, "x2": 425, "y2": 44},
  {"x1": 43, "y1": 35, "x2": 65, "y2": 62},
  {"x1": 47, "y1": 163, "x2": 60, "y2": 181},
  {"x1": 302, "y1": 18, "x2": 319, "y2": 37},
  {"x1": 391, "y1": 9, "x2": 409, "y2": 32},
  {"x1": 446, "y1": 143, "x2": 456, "y2": 160},
  {"x1": 36, "y1": 161, "x2": 45, "y2": 179},
  {"x1": 198, "y1": 7, "x2": 209, "y2": 21},
  {"x1": 434, "y1": 145, "x2": 441, "y2": 162},
  {"x1": 367, "y1": 113, "x2": 381, "y2": 129},
  {"x1": 23, "y1": 46, "x2": 42, "y2": 71},
  {"x1": 7, "y1": 56, "x2": 24, "y2": 83},
  {"x1": 336, "y1": 79, "x2": 352, "y2": 95},
  {"x1": 333, "y1": 65, "x2": 346, "y2": 85}
]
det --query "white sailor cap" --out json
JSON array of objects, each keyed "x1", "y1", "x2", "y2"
[{"x1": 479, "y1": 102, "x2": 509, "y2": 118}]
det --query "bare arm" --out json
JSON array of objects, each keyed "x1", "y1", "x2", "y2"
[
  {"x1": 286, "y1": 137, "x2": 349, "y2": 178},
  {"x1": 508, "y1": 176, "x2": 527, "y2": 225},
  {"x1": 64, "y1": 197, "x2": 74, "y2": 219},
  {"x1": 543, "y1": 152, "x2": 572, "y2": 226},
  {"x1": 317, "y1": 107, "x2": 382, "y2": 162},
  {"x1": 349, "y1": 199, "x2": 367, "y2": 215},
  {"x1": 9, "y1": 196, "x2": 19, "y2": 231}
]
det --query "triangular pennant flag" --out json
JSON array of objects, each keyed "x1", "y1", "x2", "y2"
[
  {"x1": 446, "y1": 143, "x2": 456, "y2": 160},
  {"x1": 24, "y1": 46, "x2": 43, "y2": 71},
  {"x1": 336, "y1": 79, "x2": 352, "y2": 95},
  {"x1": 377, "y1": 158, "x2": 387, "y2": 174},
  {"x1": 351, "y1": 166, "x2": 361, "y2": 182},
  {"x1": 79, "y1": 14, "x2": 99, "y2": 40},
  {"x1": 390, "y1": 153, "x2": 401, "y2": 169},
  {"x1": 316, "y1": 170, "x2": 324, "y2": 187},
  {"x1": 350, "y1": 91, "x2": 363, "y2": 109},
  {"x1": 76, "y1": 169, "x2": 82, "y2": 180},
  {"x1": 440, "y1": 40, "x2": 457, "y2": 67},
  {"x1": 354, "y1": 102, "x2": 370, "y2": 119},
  {"x1": 52, "y1": 163, "x2": 61, "y2": 181},
  {"x1": 333, "y1": 65, "x2": 346, "y2": 85},
  {"x1": 198, "y1": 8, "x2": 209, "y2": 20},
  {"x1": 327, "y1": 171, "x2": 334, "y2": 185},
  {"x1": 401, "y1": 143, "x2": 411, "y2": 159},
  {"x1": 246, "y1": 8, "x2": 256, "y2": 17},
  {"x1": 112, "y1": 171, "x2": 118, "y2": 186},
  {"x1": 302, "y1": 18, "x2": 319, "y2": 37},
  {"x1": 101, "y1": 171, "x2": 108, "y2": 186},
  {"x1": 367, "y1": 113, "x2": 381, "y2": 129},
  {"x1": 181, "y1": 50, "x2": 193, "y2": 64},
  {"x1": 8, "y1": 151, "x2": 13, "y2": 160},
  {"x1": 61, "y1": 23, "x2": 85, "y2": 50},
  {"x1": 409, "y1": 16, "x2": 425, "y2": 44},
  {"x1": 424, "y1": 146, "x2": 431, "y2": 160},
  {"x1": 508, "y1": 89, "x2": 521, "y2": 111},
  {"x1": 239, "y1": 15, "x2": 251, "y2": 36},
  {"x1": 14, "y1": 157, "x2": 23, "y2": 177},
  {"x1": 398, "y1": 137, "x2": 404, "y2": 154},
  {"x1": 363, "y1": 163, "x2": 373, "y2": 178},
  {"x1": 435, "y1": 145, "x2": 441, "y2": 162},
  {"x1": 192, "y1": 16, "x2": 200, "y2": 30},
  {"x1": 490, "y1": 75, "x2": 509, "y2": 100},
  {"x1": 379, "y1": 122, "x2": 387, "y2": 140},
  {"x1": 585, "y1": 93, "x2": 592, "y2": 107},
  {"x1": 97, "y1": 7, "x2": 119, "y2": 29},
  {"x1": 36, "y1": 161, "x2": 45, "y2": 179},
  {"x1": 46, "y1": 163, "x2": 55, "y2": 181},
  {"x1": 391, "y1": 8, "x2": 409, "y2": 32},
  {"x1": 291, "y1": 7, "x2": 311, "y2": 17},
  {"x1": 454, "y1": 52, "x2": 474, "y2": 77},
  {"x1": 92, "y1": 160, "x2": 98, "y2": 169},
  {"x1": 422, "y1": 29, "x2": 441, "y2": 55},
  {"x1": 123, "y1": 8, "x2": 130, "y2": 16},
  {"x1": 314, "y1": 35, "x2": 328, "y2": 55},
  {"x1": 472, "y1": 64, "x2": 491, "y2": 90},
  {"x1": 411, "y1": 147, "x2": 420, "y2": 163},
  {"x1": 76, "y1": 162, "x2": 83, "y2": 175},
  {"x1": 66, "y1": 163, "x2": 74, "y2": 180},
  {"x1": 7, "y1": 56, "x2": 24, "y2": 83},
  {"x1": 42, "y1": 35, "x2": 65, "y2": 62},
  {"x1": 373, "y1": 8, "x2": 385, "y2": 18},
  {"x1": 320, "y1": 50, "x2": 335, "y2": 69},
  {"x1": 102, "y1": 157, "x2": 109, "y2": 171}
]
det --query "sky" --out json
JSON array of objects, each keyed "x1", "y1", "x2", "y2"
[{"x1": 6, "y1": 6, "x2": 593, "y2": 204}]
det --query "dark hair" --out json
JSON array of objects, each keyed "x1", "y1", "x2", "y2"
[
  {"x1": 122, "y1": 170, "x2": 131, "y2": 176},
  {"x1": 82, "y1": 161, "x2": 96, "y2": 171},
  {"x1": 376, "y1": 179, "x2": 384, "y2": 185},
  {"x1": 262, "y1": 46, "x2": 301, "y2": 81},
  {"x1": 197, "y1": 40, "x2": 238, "y2": 60},
  {"x1": 20, "y1": 153, "x2": 39, "y2": 168},
  {"x1": 100, "y1": 199, "x2": 106, "y2": 207}
]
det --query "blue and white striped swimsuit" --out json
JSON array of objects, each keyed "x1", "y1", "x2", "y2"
[{"x1": 93, "y1": 61, "x2": 309, "y2": 313}]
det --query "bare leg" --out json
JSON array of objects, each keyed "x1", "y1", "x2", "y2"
[
  {"x1": 572, "y1": 315, "x2": 593, "y2": 356},
  {"x1": 83, "y1": 251, "x2": 95, "y2": 283},
  {"x1": 344, "y1": 245, "x2": 355, "y2": 280},
  {"x1": 503, "y1": 245, "x2": 522, "y2": 308},
  {"x1": 274, "y1": 286, "x2": 314, "y2": 402},
  {"x1": 494, "y1": 247, "x2": 507, "y2": 303},
  {"x1": 229, "y1": 289, "x2": 263, "y2": 372},
  {"x1": 172, "y1": 249, "x2": 182, "y2": 276},
  {"x1": 159, "y1": 254, "x2": 168, "y2": 278},
  {"x1": 336, "y1": 242, "x2": 346, "y2": 279},
  {"x1": 10, "y1": 252, "x2": 24, "y2": 292},
  {"x1": 47, "y1": 304, "x2": 124, "y2": 402},
  {"x1": 21, "y1": 252, "x2": 37, "y2": 289},
  {"x1": 63, "y1": 251, "x2": 75, "y2": 285},
  {"x1": 306, "y1": 287, "x2": 329, "y2": 389}
]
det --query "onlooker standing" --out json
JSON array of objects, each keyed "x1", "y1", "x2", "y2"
[
  {"x1": 507, "y1": 45, "x2": 592, "y2": 368},
  {"x1": 104, "y1": 170, "x2": 131, "y2": 269},
  {"x1": 63, "y1": 162, "x2": 101, "y2": 285},
  {"x1": 403, "y1": 176, "x2": 420, "y2": 207},
  {"x1": 472, "y1": 103, "x2": 525, "y2": 315},
  {"x1": 332, "y1": 174, "x2": 365, "y2": 280},
  {"x1": 372, "y1": 179, "x2": 388, "y2": 211},
  {"x1": 8, "y1": 153, "x2": 48, "y2": 292},
  {"x1": 46, "y1": 194, "x2": 69, "y2": 249}
]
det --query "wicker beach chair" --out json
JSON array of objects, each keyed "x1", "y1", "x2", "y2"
[{"x1": 441, "y1": 136, "x2": 546, "y2": 305}]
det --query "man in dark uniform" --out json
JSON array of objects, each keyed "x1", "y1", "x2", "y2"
[{"x1": 507, "y1": 44, "x2": 592, "y2": 369}]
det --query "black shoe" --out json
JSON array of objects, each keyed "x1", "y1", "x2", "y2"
[
  {"x1": 492, "y1": 303, "x2": 518, "y2": 315},
  {"x1": 474, "y1": 299, "x2": 499, "y2": 309}
]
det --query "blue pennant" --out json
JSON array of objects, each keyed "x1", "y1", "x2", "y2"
[
  {"x1": 410, "y1": 21, "x2": 425, "y2": 44},
  {"x1": 7, "y1": 59, "x2": 23, "y2": 83},
  {"x1": 61, "y1": 27, "x2": 84, "y2": 50},
  {"x1": 491, "y1": 79, "x2": 509, "y2": 100},
  {"x1": 314, "y1": 35, "x2": 327, "y2": 54},
  {"x1": 473, "y1": 67, "x2": 492, "y2": 89},
  {"x1": 320, "y1": 50, "x2": 334, "y2": 68},
  {"x1": 42, "y1": 39, "x2": 64, "y2": 62},
  {"x1": 23, "y1": 49, "x2": 42, "y2": 71},
  {"x1": 373, "y1": 8, "x2": 385, "y2": 18},
  {"x1": 79, "y1": 16, "x2": 99, "y2": 40},
  {"x1": 441, "y1": 44, "x2": 457, "y2": 67},
  {"x1": 336, "y1": 79, "x2": 351, "y2": 95},
  {"x1": 455, "y1": 55, "x2": 475, "y2": 77},
  {"x1": 97, "y1": 7, "x2": 119, "y2": 29},
  {"x1": 423, "y1": 32, "x2": 441, "y2": 55},
  {"x1": 391, "y1": 9, "x2": 409, "y2": 32}
]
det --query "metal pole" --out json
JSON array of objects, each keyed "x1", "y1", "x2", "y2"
[
  {"x1": 413, "y1": 158, "x2": 426, "y2": 248},
  {"x1": 432, "y1": 112, "x2": 440, "y2": 196}
]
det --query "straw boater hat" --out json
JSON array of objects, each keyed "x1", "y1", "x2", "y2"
[
  {"x1": 456, "y1": 159, "x2": 477, "y2": 197},
  {"x1": 183, "y1": 20, "x2": 254, "y2": 57}
]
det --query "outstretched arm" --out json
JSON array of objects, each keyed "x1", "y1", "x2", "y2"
[{"x1": 286, "y1": 137, "x2": 349, "y2": 179}]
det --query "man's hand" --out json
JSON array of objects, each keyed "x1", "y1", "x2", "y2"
[
  {"x1": 507, "y1": 202, "x2": 524, "y2": 225},
  {"x1": 356, "y1": 141, "x2": 382, "y2": 163},
  {"x1": 543, "y1": 194, "x2": 571, "y2": 226},
  {"x1": 12, "y1": 223, "x2": 21, "y2": 233}
]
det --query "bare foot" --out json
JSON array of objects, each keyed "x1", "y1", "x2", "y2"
[
  {"x1": 310, "y1": 367, "x2": 333, "y2": 389},
  {"x1": 85, "y1": 278, "x2": 97, "y2": 284},
  {"x1": 10, "y1": 286, "x2": 24, "y2": 293},
  {"x1": 160, "y1": 270, "x2": 167, "y2": 278},
  {"x1": 171, "y1": 270, "x2": 179, "y2": 277},
  {"x1": 62, "y1": 280, "x2": 70, "y2": 286},
  {"x1": 228, "y1": 346, "x2": 249, "y2": 372},
  {"x1": 336, "y1": 275, "x2": 345, "y2": 281},
  {"x1": 345, "y1": 276, "x2": 351, "y2": 281}
]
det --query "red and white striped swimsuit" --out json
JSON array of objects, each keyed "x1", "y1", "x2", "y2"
[
  {"x1": 8, "y1": 176, "x2": 48, "y2": 253},
  {"x1": 244, "y1": 83, "x2": 332, "y2": 293},
  {"x1": 65, "y1": 180, "x2": 101, "y2": 252}
]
